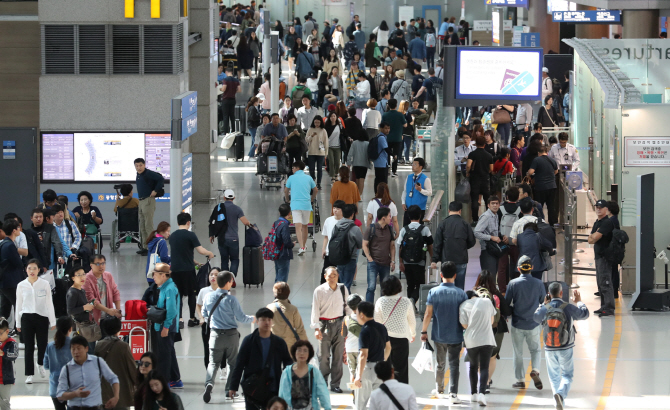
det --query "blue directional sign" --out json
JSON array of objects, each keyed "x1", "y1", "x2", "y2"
[
  {"x1": 521, "y1": 33, "x2": 540, "y2": 48},
  {"x1": 485, "y1": 0, "x2": 528, "y2": 7},
  {"x1": 181, "y1": 113, "x2": 198, "y2": 141},
  {"x1": 182, "y1": 153, "x2": 192, "y2": 210},
  {"x1": 552, "y1": 10, "x2": 621, "y2": 24},
  {"x1": 171, "y1": 91, "x2": 198, "y2": 141}
]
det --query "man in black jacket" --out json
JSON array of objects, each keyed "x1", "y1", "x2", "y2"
[
  {"x1": 0, "y1": 219, "x2": 27, "y2": 330},
  {"x1": 431, "y1": 201, "x2": 476, "y2": 290},
  {"x1": 229, "y1": 308, "x2": 292, "y2": 410},
  {"x1": 26, "y1": 208, "x2": 64, "y2": 271},
  {"x1": 134, "y1": 157, "x2": 165, "y2": 256}
]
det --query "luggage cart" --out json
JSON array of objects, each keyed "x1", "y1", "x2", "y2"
[
  {"x1": 259, "y1": 151, "x2": 286, "y2": 190},
  {"x1": 287, "y1": 200, "x2": 321, "y2": 251},
  {"x1": 120, "y1": 319, "x2": 150, "y2": 361}
]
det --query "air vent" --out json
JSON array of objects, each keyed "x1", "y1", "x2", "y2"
[
  {"x1": 112, "y1": 25, "x2": 140, "y2": 74},
  {"x1": 174, "y1": 23, "x2": 184, "y2": 74},
  {"x1": 78, "y1": 25, "x2": 107, "y2": 74},
  {"x1": 43, "y1": 25, "x2": 75, "y2": 74},
  {"x1": 144, "y1": 25, "x2": 173, "y2": 74}
]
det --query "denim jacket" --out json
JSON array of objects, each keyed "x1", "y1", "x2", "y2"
[{"x1": 278, "y1": 364, "x2": 331, "y2": 410}]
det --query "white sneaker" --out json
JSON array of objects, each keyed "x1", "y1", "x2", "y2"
[
  {"x1": 25, "y1": 376, "x2": 33, "y2": 384},
  {"x1": 219, "y1": 367, "x2": 228, "y2": 380},
  {"x1": 298, "y1": 247, "x2": 306, "y2": 255},
  {"x1": 449, "y1": 394, "x2": 462, "y2": 404},
  {"x1": 471, "y1": 393, "x2": 479, "y2": 403},
  {"x1": 38, "y1": 365, "x2": 46, "y2": 378},
  {"x1": 18, "y1": 343, "x2": 25, "y2": 350},
  {"x1": 478, "y1": 394, "x2": 487, "y2": 406},
  {"x1": 430, "y1": 389, "x2": 443, "y2": 398}
]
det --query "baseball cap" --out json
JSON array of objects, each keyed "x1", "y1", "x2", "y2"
[
  {"x1": 595, "y1": 199, "x2": 609, "y2": 208},
  {"x1": 255, "y1": 93, "x2": 265, "y2": 100},
  {"x1": 542, "y1": 67, "x2": 549, "y2": 73},
  {"x1": 517, "y1": 255, "x2": 533, "y2": 272},
  {"x1": 223, "y1": 189, "x2": 235, "y2": 199}
]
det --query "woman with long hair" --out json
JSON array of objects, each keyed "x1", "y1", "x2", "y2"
[
  {"x1": 305, "y1": 116, "x2": 328, "y2": 189},
  {"x1": 278, "y1": 96, "x2": 293, "y2": 124},
  {"x1": 330, "y1": 166, "x2": 361, "y2": 213},
  {"x1": 324, "y1": 112, "x2": 344, "y2": 183},
  {"x1": 374, "y1": 275, "x2": 416, "y2": 383},
  {"x1": 537, "y1": 95, "x2": 559, "y2": 128},
  {"x1": 284, "y1": 26, "x2": 298, "y2": 72},
  {"x1": 362, "y1": 98, "x2": 381, "y2": 140},
  {"x1": 44, "y1": 316, "x2": 73, "y2": 410},
  {"x1": 382, "y1": 64, "x2": 396, "y2": 90},
  {"x1": 274, "y1": 20, "x2": 284, "y2": 41},
  {"x1": 134, "y1": 352, "x2": 159, "y2": 410},
  {"x1": 246, "y1": 96, "x2": 263, "y2": 158},
  {"x1": 249, "y1": 31, "x2": 261, "y2": 74},
  {"x1": 332, "y1": 25, "x2": 345, "y2": 60},
  {"x1": 471, "y1": 270, "x2": 511, "y2": 393},
  {"x1": 322, "y1": 49, "x2": 342, "y2": 82},
  {"x1": 285, "y1": 114, "x2": 306, "y2": 168},
  {"x1": 143, "y1": 371, "x2": 184, "y2": 410},
  {"x1": 278, "y1": 340, "x2": 331, "y2": 410},
  {"x1": 373, "y1": 20, "x2": 390, "y2": 53},
  {"x1": 145, "y1": 221, "x2": 171, "y2": 283},
  {"x1": 399, "y1": 100, "x2": 414, "y2": 164},
  {"x1": 293, "y1": 17, "x2": 303, "y2": 39},
  {"x1": 425, "y1": 22, "x2": 436, "y2": 69},
  {"x1": 195, "y1": 268, "x2": 226, "y2": 371},
  {"x1": 484, "y1": 129, "x2": 500, "y2": 158},
  {"x1": 236, "y1": 33, "x2": 254, "y2": 79},
  {"x1": 521, "y1": 138, "x2": 543, "y2": 178},
  {"x1": 317, "y1": 72, "x2": 331, "y2": 109},
  {"x1": 306, "y1": 28, "x2": 319, "y2": 46},
  {"x1": 366, "y1": 182, "x2": 400, "y2": 236}
]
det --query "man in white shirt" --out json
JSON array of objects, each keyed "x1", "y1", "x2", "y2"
[
  {"x1": 368, "y1": 353, "x2": 416, "y2": 410},
  {"x1": 295, "y1": 97, "x2": 318, "y2": 132},
  {"x1": 542, "y1": 67, "x2": 553, "y2": 102},
  {"x1": 321, "y1": 200, "x2": 345, "y2": 284},
  {"x1": 549, "y1": 132, "x2": 580, "y2": 170},
  {"x1": 310, "y1": 266, "x2": 351, "y2": 393},
  {"x1": 355, "y1": 72, "x2": 370, "y2": 100},
  {"x1": 510, "y1": 199, "x2": 537, "y2": 245},
  {"x1": 455, "y1": 132, "x2": 475, "y2": 177}
]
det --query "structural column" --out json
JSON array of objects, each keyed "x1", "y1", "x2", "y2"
[
  {"x1": 430, "y1": 86, "x2": 454, "y2": 220},
  {"x1": 623, "y1": 10, "x2": 659, "y2": 39},
  {"x1": 575, "y1": 5, "x2": 609, "y2": 39},
  {"x1": 528, "y1": 0, "x2": 560, "y2": 53},
  {"x1": 189, "y1": 0, "x2": 218, "y2": 201}
]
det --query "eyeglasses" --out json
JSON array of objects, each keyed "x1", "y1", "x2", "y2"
[
  {"x1": 93, "y1": 262, "x2": 106, "y2": 266},
  {"x1": 74, "y1": 274, "x2": 86, "y2": 278},
  {"x1": 138, "y1": 361, "x2": 152, "y2": 368}
]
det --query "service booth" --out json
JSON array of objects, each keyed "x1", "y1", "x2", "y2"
[{"x1": 567, "y1": 38, "x2": 670, "y2": 302}]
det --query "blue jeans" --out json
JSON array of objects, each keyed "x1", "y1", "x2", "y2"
[
  {"x1": 510, "y1": 325, "x2": 542, "y2": 382},
  {"x1": 274, "y1": 259, "x2": 290, "y2": 283},
  {"x1": 308, "y1": 155, "x2": 325, "y2": 185},
  {"x1": 218, "y1": 239, "x2": 240, "y2": 275},
  {"x1": 337, "y1": 258, "x2": 357, "y2": 291},
  {"x1": 248, "y1": 127, "x2": 257, "y2": 157},
  {"x1": 366, "y1": 261, "x2": 391, "y2": 302},
  {"x1": 545, "y1": 348, "x2": 574, "y2": 399},
  {"x1": 454, "y1": 263, "x2": 467, "y2": 290},
  {"x1": 403, "y1": 135, "x2": 413, "y2": 161}
]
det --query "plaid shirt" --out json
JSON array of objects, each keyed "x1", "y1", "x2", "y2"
[{"x1": 53, "y1": 219, "x2": 82, "y2": 250}]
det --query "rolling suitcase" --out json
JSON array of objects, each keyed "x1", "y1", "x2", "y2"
[
  {"x1": 253, "y1": 74, "x2": 263, "y2": 94},
  {"x1": 232, "y1": 132, "x2": 244, "y2": 160},
  {"x1": 235, "y1": 105, "x2": 247, "y2": 135},
  {"x1": 243, "y1": 246, "x2": 264, "y2": 287},
  {"x1": 418, "y1": 266, "x2": 440, "y2": 316}
]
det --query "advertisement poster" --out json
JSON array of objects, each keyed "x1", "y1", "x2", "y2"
[
  {"x1": 624, "y1": 137, "x2": 670, "y2": 167},
  {"x1": 492, "y1": 10, "x2": 500, "y2": 44},
  {"x1": 399, "y1": 6, "x2": 414, "y2": 27},
  {"x1": 457, "y1": 49, "x2": 542, "y2": 99},
  {"x1": 74, "y1": 133, "x2": 145, "y2": 181}
]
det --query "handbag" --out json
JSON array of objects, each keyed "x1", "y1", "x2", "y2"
[
  {"x1": 146, "y1": 239, "x2": 164, "y2": 279},
  {"x1": 492, "y1": 108, "x2": 511, "y2": 125},
  {"x1": 485, "y1": 240, "x2": 505, "y2": 258},
  {"x1": 74, "y1": 319, "x2": 102, "y2": 343},
  {"x1": 240, "y1": 354, "x2": 273, "y2": 406},
  {"x1": 146, "y1": 305, "x2": 167, "y2": 323}
]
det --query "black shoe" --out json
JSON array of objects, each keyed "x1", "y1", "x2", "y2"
[
  {"x1": 203, "y1": 384, "x2": 213, "y2": 403},
  {"x1": 179, "y1": 320, "x2": 185, "y2": 330},
  {"x1": 188, "y1": 318, "x2": 200, "y2": 327},
  {"x1": 330, "y1": 387, "x2": 343, "y2": 393},
  {"x1": 594, "y1": 292, "x2": 601, "y2": 296},
  {"x1": 598, "y1": 310, "x2": 614, "y2": 317},
  {"x1": 137, "y1": 249, "x2": 148, "y2": 256},
  {"x1": 594, "y1": 308, "x2": 604, "y2": 315}
]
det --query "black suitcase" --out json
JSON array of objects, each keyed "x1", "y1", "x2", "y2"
[
  {"x1": 256, "y1": 154, "x2": 268, "y2": 174},
  {"x1": 418, "y1": 266, "x2": 440, "y2": 316},
  {"x1": 232, "y1": 132, "x2": 244, "y2": 160},
  {"x1": 235, "y1": 105, "x2": 247, "y2": 134},
  {"x1": 243, "y1": 246, "x2": 264, "y2": 287},
  {"x1": 254, "y1": 74, "x2": 263, "y2": 95}
]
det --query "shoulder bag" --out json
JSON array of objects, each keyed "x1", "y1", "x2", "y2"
[
  {"x1": 380, "y1": 383, "x2": 405, "y2": 410},
  {"x1": 206, "y1": 293, "x2": 228, "y2": 330},
  {"x1": 240, "y1": 338, "x2": 274, "y2": 406},
  {"x1": 275, "y1": 302, "x2": 300, "y2": 342},
  {"x1": 74, "y1": 318, "x2": 102, "y2": 343},
  {"x1": 383, "y1": 297, "x2": 403, "y2": 325},
  {"x1": 543, "y1": 106, "x2": 558, "y2": 127},
  {"x1": 492, "y1": 108, "x2": 511, "y2": 125},
  {"x1": 146, "y1": 239, "x2": 165, "y2": 279}
]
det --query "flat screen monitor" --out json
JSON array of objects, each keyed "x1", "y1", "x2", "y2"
[
  {"x1": 42, "y1": 133, "x2": 74, "y2": 181},
  {"x1": 456, "y1": 47, "x2": 542, "y2": 101},
  {"x1": 145, "y1": 134, "x2": 171, "y2": 179}
]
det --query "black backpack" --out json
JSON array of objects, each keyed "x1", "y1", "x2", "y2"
[
  {"x1": 292, "y1": 86, "x2": 307, "y2": 109},
  {"x1": 368, "y1": 135, "x2": 381, "y2": 161},
  {"x1": 604, "y1": 228, "x2": 629, "y2": 265},
  {"x1": 328, "y1": 224, "x2": 355, "y2": 265},
  {"x1": 400, "y1": 225, "x2": 425, "y2": 264}
]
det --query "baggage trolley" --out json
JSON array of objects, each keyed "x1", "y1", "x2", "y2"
[{"x1": 287, "y1": 200, "x2": 321, "y2": 251}]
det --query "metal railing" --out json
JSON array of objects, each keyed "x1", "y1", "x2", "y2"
[{"x1": 560, "y1": 174, "x2": 595, "y2": 288}]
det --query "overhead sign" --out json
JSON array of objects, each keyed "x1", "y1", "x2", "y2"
[
  {"x1": 182, "y1": 153, "x2": 193, "y2": 210},
  {"x1": 624, "y1": 137, "x2": 670, "y2": 167},
  {"x1": 485, "y1": 0, "x2": 528, "y2": 7},
  {"x1": 521, "y1": 32, "x2": 540, "y2": 47},
  {"x1": 171, "y1": 91, "x2": 198, "y2": 141},
  {"x1": 552, "y1": 10, "x2": 621, "y2": 23}
]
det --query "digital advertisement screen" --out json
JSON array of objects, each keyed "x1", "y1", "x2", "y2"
[
  {"x1": 74, "y1": 133, "x2": 145, "y2": 181},
  {"x1": 42, "y1": 134, "x2": 74, "y2": 181},
  {"x1": 456, "y1": 47, "x2": 542, "y2": 101},
  {"x1": 145, "y1": 134, "x2": 171, "y2": 179}
]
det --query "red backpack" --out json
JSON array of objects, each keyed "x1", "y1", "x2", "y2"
[
  {"x1": 262, "y1": 220, "x2": 286, "y2": 261},
  {"x1": 125, "y1": 300, "x2": 147, "y2": 320}
]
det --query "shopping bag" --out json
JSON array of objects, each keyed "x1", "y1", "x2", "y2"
[
  {"x1": 455, "y1": 178, "x2": 471, "y2": 204},
  {"x1": 220, "y1": 132, "x2": 239, "y2": 149},
  {"x1": 412, "y1": 341, "x2": 435, "y2": 374}
]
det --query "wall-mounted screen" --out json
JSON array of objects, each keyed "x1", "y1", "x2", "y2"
[
  {"x1": 456, "y1": 47, "x2": 542, "y2": 100},
  {"x1": 41, "y1": 132, "x2": 171, "y2": 182}
]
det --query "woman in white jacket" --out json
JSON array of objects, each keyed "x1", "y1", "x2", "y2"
[{"x1": 361, "y1": 99, "x2": 382, "y2": 140}]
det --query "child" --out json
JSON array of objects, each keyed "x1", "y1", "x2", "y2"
[
  {"x1": 344, "y1": 294, "x2": 362, "y2": 391},
  {"x1": 0, "y1": 317, "x2": 19, "y2": 410},
  {"x1": 44, "y1": 317, "x2": 73, "y2": 410},
  {"x1": 271, "y1": 204, "x2": 294, "y2": 284},
  {"x1": 196, "y1": 267, "x2": 226, "y2": 377},
  {"x1": 15, "y1": 259, "x2": 56, "y2": 384}
]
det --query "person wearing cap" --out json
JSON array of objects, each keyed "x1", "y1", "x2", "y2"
[
  {"x1": 505, "y1": 255, "x2": 546, "y2": 391},
  {"x1": 210, "y1": 190, "x2": 251, "y2": 280},
  {"x1": 533, "y1": 283, "x2": 589, "y2": 409},
  {"x1": 541, "y1": 67, "x2": 553, "y2": 102},
  {"x1": 587, "y1": 200, "x2": 616, "y2": 317}
]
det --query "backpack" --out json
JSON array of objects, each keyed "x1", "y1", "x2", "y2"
[
  {"x1": 292, "y1": 86, "x2": 307, "y2": 109},
  {"x1": 400, "y1": 225, "x2": 425, "y2": 264},
  {"x1": 499, "y1": 204, "x2": 519, "y2": 238},
  {"x1": 604, "y1": 228, "x2": 629, "y2": 265},
  {"x1": 489, "y1": 159, "x2": 509, "y2": 194},
  {"x1": 542, "y1": 302, "x2": 570, "y2": 348},
  {"x1": 262, "y1": 220, "x2": 286, "y2": 261},
  {"x1": 327, "y1": 223, "x2": 355, "y2": 265},
  {"x1": 425, "y1": 32, "x2": 436, "y2": 47},
  {"x1": 474, "y1": 287, "x2": 501, "y2": 326},
  {"x1": 367, "y1": 135, "x2": 382, "y2": 161},
  {"x1": 373, "y1": 199, "x2": 389, "y2": 222}
]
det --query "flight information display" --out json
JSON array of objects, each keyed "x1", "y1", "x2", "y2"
[
  {"x1": 73, "y1": 133, "x2": 145, "y2": 181},
  {"x1": 42, "y1": 134, "x2": 74, "y2": 180},
  {"x1": 145, "y1": 134, "x2": 171, "y2": 180}
]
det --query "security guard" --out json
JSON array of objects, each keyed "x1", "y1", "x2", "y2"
[{"x1": 548, "y1": 132, "x2": 580, "y2": 170}]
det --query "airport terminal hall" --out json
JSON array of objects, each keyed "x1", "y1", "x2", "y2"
[{"x1": 3, "y1": 0, "x2": 670, "y2": 409}]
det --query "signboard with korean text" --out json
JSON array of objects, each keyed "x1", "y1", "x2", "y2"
[
  {"x1": 485, "y1": 0, "x2": 528, "y2": 7},
  {"x1": 624, "y1": 137, "x2": 670, "y2": 167},
  {"x1": 182, "y1": 153, "x2": 193, "y2": 211},
  {"x1": 521, "y1": 33, "x2": 540, "y2": 48},
  {"x1": 552, "y1": 10, "x2": 621, "y2": 24}
]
